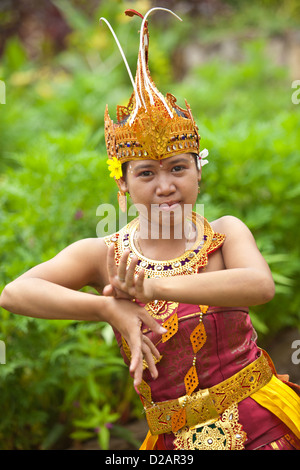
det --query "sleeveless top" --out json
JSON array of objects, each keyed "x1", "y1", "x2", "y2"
[{"x1": 104, "y1": 213, "x2": 290, "y2": 449}]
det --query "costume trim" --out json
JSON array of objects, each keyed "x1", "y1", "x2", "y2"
[
  {"x1": 142, "y1": 350, "x2": 273, "y2": 436},
  {"x1": 104, "y1": 213, "x2": 225, "y2": 278},
  {"x1": 173, "y1": 403, "x2": 247, "y2": 450}
]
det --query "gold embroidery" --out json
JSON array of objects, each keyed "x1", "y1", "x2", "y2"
[
  {"x1": 121, "y1": 336, "x2": 131, "y2": 359},
  {"x1": 144, "y1": 301, "x2": 178, "y2": 320},
  {"x1": 171, "y1": 407, "x2": 187, "y2": 433},
  {"x1": 137, "y1": 379, "x2": 153, "y2": 405},
  {"x1": 162, "y1": 309, "x2": 179, "y2": 342},
  {"x1": 128, "y1": 214, "x2": 212, "y2": 278},
  {"x1": 184, "y1": 364, "x2": 199, "y2": 396},
  {"x1": 181, "y1": 305, "x2": 208, "y2": 415},
  {"x1": 190, "y1": 318, "x2": 207, "y2": 354},
  {"x1": 173, "y1": 404, "x2": 247, "y2": 450},
  {"x1": 270, "y1": 441, "x2": 280, "y2": 450},
  {"x1": 104, "y1": 214, "x2": 224, "y2": 283}
]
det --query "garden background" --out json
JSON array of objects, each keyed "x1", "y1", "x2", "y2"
[{"x1": 0, "y1": 0, "x2": 300, "y2": 450}]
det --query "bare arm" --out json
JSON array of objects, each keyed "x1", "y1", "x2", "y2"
[
  {"x1": 153, "y1": 216, "x2": 275, "y2": 306},
  {"x1": 0, "y1": 238, "x2": 166, "y2": 386},
  {"x1": 0, "y1": 238, "x2": 105, "y2": 320},
  {"x1": 152, "y1": 269, "x2": 274, "y2": 307}
]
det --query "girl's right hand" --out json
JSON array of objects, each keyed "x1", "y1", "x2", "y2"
[
  {"x1": 102, "y1": 295, "x2": 166, "y2": 388},
  {"x1": 103, "y1": 243, "x2": 154, "y2": 304}
]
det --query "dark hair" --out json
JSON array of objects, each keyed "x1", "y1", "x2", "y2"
[{"x1": 121, "y1": 161, "x2": 129, "y2": 179}]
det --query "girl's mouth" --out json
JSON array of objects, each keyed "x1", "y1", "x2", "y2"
[{"x1": 158, "y1": 201, "x2": 181, "y2": 212}]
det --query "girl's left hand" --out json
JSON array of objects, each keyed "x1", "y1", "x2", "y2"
[{"x1": 103, "y1": 243, "x2": 153, "y2": 304}]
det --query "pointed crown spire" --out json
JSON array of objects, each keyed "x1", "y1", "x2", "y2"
[{"x1": 101, "y1": 7, "x2": 201, "y2": 184}]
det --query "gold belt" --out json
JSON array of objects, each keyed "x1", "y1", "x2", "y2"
[{"x1": 145, "y1": 351, "x2": 273, "y2": 435}]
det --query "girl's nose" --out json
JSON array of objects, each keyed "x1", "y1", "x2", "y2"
[{"x1": 155, "y1": 174, "x2": 176, "y2": 196}]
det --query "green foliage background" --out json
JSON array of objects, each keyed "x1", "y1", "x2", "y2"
[{"x1": 0, "y1": 0, "x2": 299, "y2": 450}]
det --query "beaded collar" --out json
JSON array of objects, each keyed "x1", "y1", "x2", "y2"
[{"x1": 104, "y1": 212, "x2": 225, "y2": 315}]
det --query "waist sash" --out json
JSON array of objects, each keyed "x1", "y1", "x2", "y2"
[{"x1": 145, "y1": 351, "x2": 273, "y2": 435}]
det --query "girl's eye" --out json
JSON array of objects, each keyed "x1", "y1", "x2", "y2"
[
  {"x1": 139, "y1": 170, "x2": 153, "y2": 177},
  {"x1": 172, "y1": 165, "x2": 185, "y2": 172}
]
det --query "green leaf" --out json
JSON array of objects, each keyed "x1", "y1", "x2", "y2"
[
  {"x1": 98, "y1": 426, "x2": 110, "y2": 450},
  {"x1": 70, "y1": 430, "x2": 95, "y2": 441},
  {"x1": 249, "y1": 312, "x2": 269, "y2": 335}
]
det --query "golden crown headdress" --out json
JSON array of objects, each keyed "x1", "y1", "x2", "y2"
[{"x1": 101, "y1": 8, "x2": 208, "y2": 189}]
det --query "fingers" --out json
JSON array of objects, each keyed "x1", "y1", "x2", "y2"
[
  {"x1": 104, "y1": 291, "x2": 166, "y2": 387},
  {"x1": 109, "y1": 247, "x2": 131, "y2": 284},
  {"x1": 125, "y1": 255, "x2": 138, "y2": 289},
  {"x1": 126, "y1": 308, "x2": 164, "y2": 387},
  {"x1": 139, "y1": 308, "x2": 167, "y2": 336},
  {"x1": 129, "y1": 334, "x2": 160, "y2": 386},
  {"x1": 107, "y1": 243, "x2": 117, "y2": 280},
  {"x1": 111, "y1": 249, "x2": 142, "y2": 297},
  {"x1": 117, "y1": 249, "x2": 130, "y2": 282},
  {"x1": 134, "y1": 268, "x2": 145, "y2": 299},
  {"x1": 117, "y1": 250, "x2": 138, "y2": 286},
  {"x1": 103, "y1": 284, "x2": 132, "y2": 300},
  {"x1": 142, "y1": 335, "x2": 160, "y2": 380},
  {"x1": 107, "y1": 244, "x2": 150, "y2": 303},
  {"x1": 128, "y1": 337, "x2": 144, "y2": 388},
  {"x1": 102, "y1": 284, "x2": 115, "y2": 296},
  {"x1": 142, "y1": 334, "x2": 161, "y2": 360},
  {"x1": 129, "y1": 307, "x2": 166, "y2": 386},
  {"x1": 107, "y1": 246, "x2": 133, "y2": 298}
]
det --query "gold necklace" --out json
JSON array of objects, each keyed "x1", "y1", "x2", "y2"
[
  {"x1": 129, "y1": 213, "x2": 212, "y2": 316},
  {"x1": 106, "y1": 213, "x2": 222, "y2": 316},
  {"x1": 128, "y1": 213, "x2": 213, "y2": 278}
]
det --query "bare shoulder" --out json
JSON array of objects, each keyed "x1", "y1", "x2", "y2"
[
  {"x1": 16, "y1": 237, "x2": 110, "y2": 292},
  {"x1": 52, "y1": 237, "x2": 109, "y2": 269},
  {"x1": 210, "y1": 215, "x2": 254, "y2": 241},
  {"x1": 57, "y1": 237, "x2": 110, "y2": 288},
  {"x1": 59, "y1": 237, "x2": 108, "y2": 258},
  {"x1": 209, "y1": 216, "x2": 269, "y2": 271}
]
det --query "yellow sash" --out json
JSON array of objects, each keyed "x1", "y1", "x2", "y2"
[
  {"x1": 140, "y1": 431, "x2": 158, "y2": 450},
  {"x1": 251, "y1": 374, "x2": 300, "y2": 440}
]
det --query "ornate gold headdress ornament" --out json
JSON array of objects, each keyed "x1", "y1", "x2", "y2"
[{"x1": 100, "y1": 7, "x2": 208, "y2": 188}]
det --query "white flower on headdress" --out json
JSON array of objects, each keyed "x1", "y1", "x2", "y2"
[{"x1": 197, "y1": 148, "x2": 209, "y2": 169}]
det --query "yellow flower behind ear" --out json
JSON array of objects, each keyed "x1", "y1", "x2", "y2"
[{"x1": 106, "y1": 157, "x2": 123, "y2": 179}]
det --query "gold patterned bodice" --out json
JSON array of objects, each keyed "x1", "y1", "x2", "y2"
[{"x1": 104, "y1": 212, "x2": 228, "y2": 433}]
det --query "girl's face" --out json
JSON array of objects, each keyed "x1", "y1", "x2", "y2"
[{"x1": 118, "y1": 153, "x2": 201, "y2": 229}]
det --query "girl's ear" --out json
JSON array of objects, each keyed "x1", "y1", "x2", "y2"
[
  {"x1": 118, "y1": 176, "x2": 128, "y2": 194},
  {"x1": 197, "y1": 167, "x2": 202, "y2": 184}
]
